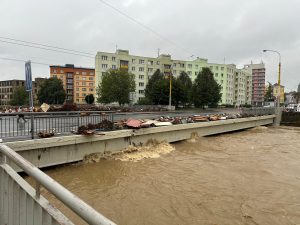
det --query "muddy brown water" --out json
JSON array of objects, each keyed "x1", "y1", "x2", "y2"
[{"x1": 36, "y1": 126, "x2": 300, "y2": 225}]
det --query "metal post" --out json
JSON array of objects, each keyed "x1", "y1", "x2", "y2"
[
  {"x1": 29, "y1": 91, "x2": 34, "y2": 139},
  {"x1": 168, "y1": 72, "x2": 172, "y2": 111}
]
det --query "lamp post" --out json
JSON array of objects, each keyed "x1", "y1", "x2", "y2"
[
  {"x1": 168, "y1": 65, "x2": 173, "y2": 111},
  {"x1": 263, "y1": 49, "x2": 281, "y2": 125}
]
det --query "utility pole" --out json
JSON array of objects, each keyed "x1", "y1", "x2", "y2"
[{"x1": 263, "y1": 49, "x2": 282, "y2": 126}]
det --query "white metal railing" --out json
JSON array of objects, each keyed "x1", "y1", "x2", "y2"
[{"x1": 0, "y1": 144, "x2": 117, "y2": 225}]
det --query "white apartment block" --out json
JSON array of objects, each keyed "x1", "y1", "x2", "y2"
[{"x1": 95, "y1": 49, "x2": 252, "y2": 105}]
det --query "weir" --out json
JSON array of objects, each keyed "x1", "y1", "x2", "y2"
[{"x1": 5, "y1": 115, "x2": 275, "y2": 172}]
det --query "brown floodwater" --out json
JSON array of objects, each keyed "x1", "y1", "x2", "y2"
[{"x1": 39, "y1": 126, "x2": 300, "y2": 225}]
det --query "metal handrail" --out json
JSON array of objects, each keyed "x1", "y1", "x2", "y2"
[
  {"x1": 0, "y1": 111, "x2": 116, "y2": 117},
  {"x1": 0, "y1": 144, "x2": 117, "y2": 225}
]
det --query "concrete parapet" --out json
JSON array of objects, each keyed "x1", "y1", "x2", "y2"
[{"x1": 6, "y1": 115, "x2": 275, "y2": 171}]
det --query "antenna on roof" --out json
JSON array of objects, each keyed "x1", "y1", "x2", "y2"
[{"x1": 157, "y1": 48, "x2": 160, "y2": 57}]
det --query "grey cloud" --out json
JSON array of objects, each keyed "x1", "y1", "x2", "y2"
[{"x1": 0, "y1": 0, "x2": 299, "y2": 91}]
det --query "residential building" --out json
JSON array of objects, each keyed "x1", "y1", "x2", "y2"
[
  {"x1": 273, "y1": 83, "x2": 285, "y2": 104},
  {"x1": 244, "y1": 62, "x2": 265, "y2": 106},
  {"x1": 95, "y1": 49, "x2": 252, "y2": 105},
  {"x1": 0, "y1": 78, "x2": 46, "y2": 106},
  {"x1": 50, "y1": 64, "x2": 95, "y2": 104}
]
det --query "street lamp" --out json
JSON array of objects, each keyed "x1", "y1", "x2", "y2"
[
  {"x1": 263, "y1": 49, "x2": 282, "y2": 125},
  {"x1": 262, "y1": 49, "x2": 281, "y2": 105}
]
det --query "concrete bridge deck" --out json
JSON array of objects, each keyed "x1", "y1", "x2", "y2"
[{"x1": 5, "y1": 115, "x2": 275, "y2": 171}]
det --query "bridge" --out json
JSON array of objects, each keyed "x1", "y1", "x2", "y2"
[{"x1": 0, "y1": 109, "x2": 276, "y2": 225}]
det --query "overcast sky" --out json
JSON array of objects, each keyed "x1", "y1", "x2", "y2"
[{"x1": 0, "y1": 0, "x2": 299, "y2": 91}]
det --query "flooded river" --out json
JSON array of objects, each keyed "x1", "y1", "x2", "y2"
[{"x1": 41, "y1": 126, "x2": 300, "y2": 225}]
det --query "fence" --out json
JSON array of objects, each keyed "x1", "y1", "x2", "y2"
[
  {"x1": 0, "y1": 111, "x2": 114, "y2": 139},
  {"x1": 0, "y1": 144, "x2": 117, "y2": 225},
  {"x1": 240, "y1": 107, "x2": 276, "y2": 117}
]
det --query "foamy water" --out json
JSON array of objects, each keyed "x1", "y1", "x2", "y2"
[{"x1": 38, "y1": 126, "x2": 300, "y2": 225}]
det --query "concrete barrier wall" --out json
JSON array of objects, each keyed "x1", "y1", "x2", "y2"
[{"x1": 6, "y1": 115, "x2": 275, "y2": 171}]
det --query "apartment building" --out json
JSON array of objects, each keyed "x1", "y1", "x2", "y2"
[
  {"x1": 244, "y1": 63, "x2": 265, "y2": 106},
  {"x1": 50, "y1": 64, "x2": 95, "y2": 104},
  {"x1": 0, "y1": 78, "x2": 46, "y2": 106},
  {"x1": 95, "y1": 49, "x2": 252, "y2": 105}
]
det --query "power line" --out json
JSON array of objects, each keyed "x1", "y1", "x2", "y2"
[
  {"x1": 0, "y1": 56, "x2": 50, "y2": 66},
  {"x1": 0, "y1": 40, "x2": 94, "y2": 59},
  {"x1": 0, "y1": 36, "x2": 94, "y2": 56},
  {"x1": 97, "y1": 0, "x2": 195, "y2": 57}
]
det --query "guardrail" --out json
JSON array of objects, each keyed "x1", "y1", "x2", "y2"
[
  {"x1": 0, "y1": 111, "x2": 114, "y2": 139},
  {"x1": 0, "y1": 144, "x2": 117, "y2": 225},
  {"x1": 241, "y1": 107, "x2": 276, "y2": 117}
]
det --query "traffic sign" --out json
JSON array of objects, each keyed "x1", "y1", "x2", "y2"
[{"x1": 25, "y1": 61, "x2": 32, "y2": 91}]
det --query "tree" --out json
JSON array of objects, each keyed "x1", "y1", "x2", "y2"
[
  {"x1": 144, "y1": 69, "x2": 169, "y2": 105},
  {"x1": 97, "y1": 69, "x2": 135, "y2": 105},
  {"x1": 37, "y1": 77, "x2": 66, "y2": 104},
  {"x1": 10, "y1": 86, "x2": 28, "y2": 106},
  {"x1": 265, "y1": 84, "x2": 274, "y2": 102},
  {"x1": 85, "y1": 94, "x2": 95, "y2": 104},
  {"x1": 192, "y1": 67, "x2": 222, "y2": 108},
  {"x1": 172, "y1": 72, "x2": 192, "y2": 107}
]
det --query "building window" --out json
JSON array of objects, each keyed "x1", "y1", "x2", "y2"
[
  {"x1": 82, "y1": 72, "x2": 86, "y2": 75},
  {"x1": 139, "y1": 90, "x2": 144, "y2": 94},
  {"x1": 148, "y1": 68, "x2": 153, "y2": 73},
  {"x1": 89, "y1": 72, "x2": 94, "y2": 75},
  {"x1": 112, "y1": 65, "x2": 117, "y2": 69},
  {"x1": 89, "y1": 83, "x2": 93, "y2": 86},
  {"x1": 82, "y1": 93, "x2": 86, "y2": 97},
  {"x1": 112, "y1": 57, "x2": 116, "y2": 61},
  {"x1": 101, "y1": 55, "x2": 108, "y2": 60},
  {"x1": 76, "y1": 71, "x2": 79, "y2": 74},
  {"x1": 76, "y1": 88, "x2": 79, "y2": 91},
  {"x1": 76, "y1": 93, "x2": 79, "y2": 97},
  {"x1": 215, "y1": 73, "x2": 218, "y2": 77},
  {"x1": 60, "y1": 70, "x2": 64, "y2": 73},
  {"x1": 139, "y1": 67, "x2": 144, "y2": 72},
  {"x1": 102, "y1": 64, "x2": 108, "y2": 69},
  {"x1": 82, "y1": 77, "x2": 86, "y2": 80},
  {"x1": 148, "y1": 61, "x2": 153, "y2": 65},
  {"x1": 82, "y1": 88, "x2": 86, "y2": 91},
  {"x1": 139, "y1": 82, "x2": 144, "y2": 87},
  {"x1": 215, "y1": 66, "x2": 219, "y2": 70},
  {"x1": 195, "y1": 65, "x2": 198, "y2": 69},
  {"x1": 188, "y1": 64, "x2": 192, "y2": 69},
  {"x1": 132, "y1": 59, "x2": 136, "y2": 64},
  {"x1": 139, "y1": 75, "x2": 144, "y2": 79},
  {"x1": 221, "y1": 67, "x2": 224, "y2": 71},
  {"x1": 82, "y1": 82, "x2": 86, "y2": 85},
  {"x1": 187, "y1": 71, "x2": 192, "y2": 75},
  {"x1": 53, "y1": 69, "x2": 57, "y2": 73},
  {"x1": 139, "y1": 59, "x2": 145, "y2": 64},
  {"x1": 76, "y1": 82, "x2": 79, "y2": 85},
  {"x1": 157, "y1": 61, "x2": 160, "y2": 65},
  {"x1": 132, "y1": 67, "x2": 135, "y2": 71},
  {"x1": 89, "y1": 88, "x2": 94, "y2": 92},
  {"x1": 76, "y1": 76, "x2": 79, "y2": 80}
]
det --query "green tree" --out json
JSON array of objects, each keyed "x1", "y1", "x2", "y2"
[
  {"x1": 265, "y1": 84, "x2": 274, "y2": 101},
  {"x1": 10, "y1": 86, "x2": 28, "y2": 106},
  {"x1": 85, "y1": 94, "x2": 95, "y2": 104},
  {"x1": 97, "y1": 69, "x2": 135, "y2": 105},
  {"x1": 37, "y1": 77, "x2": 66, "y2": 104},
  {"x1": 144, "y1": 69, "x2": 169, "y2": 105},
  {"x1": 192, "y1": 67, "x2": 222, "y2": 108},
  {"x1": 172, "y1": 72, "x2": 193, "y2": 107}
]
